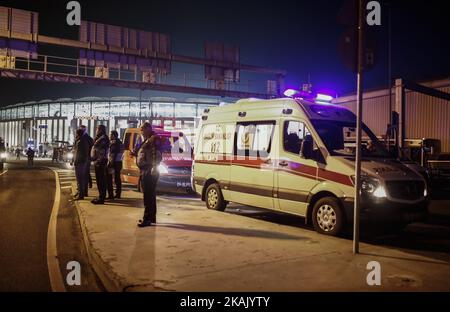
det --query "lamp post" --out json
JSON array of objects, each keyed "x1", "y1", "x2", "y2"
[{"x1": 353, "y1": 0, "x2": 365, "y2": 254}]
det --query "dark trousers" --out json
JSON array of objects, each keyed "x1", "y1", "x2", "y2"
[
  {"x1": 141, "y1": 173, "x2": 159, "y2": 222},
  {"x1": 27, "y1": 156, "x2": 33, "y2": 166},
  {"x1": 95, "y1": 164, "x2": 107, "y2": 201},
  {"x1": 107, "y1": 162, "x2": 122, "y2": 197},
  {"x1": 85, "y1": 161, "x2": 92, "y2": 195},
  {"x1": 75, "y1": 162, "x2": 88, "y2": 197}
]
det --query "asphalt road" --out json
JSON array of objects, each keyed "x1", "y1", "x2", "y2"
[
  {"x1": 0, "y1": 161, "x2": 54, "y2": 291},
  {"x1": 0, "y1": 160, "x2": 102, "y2": 291}
]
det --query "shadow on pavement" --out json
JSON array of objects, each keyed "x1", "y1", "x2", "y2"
[
  {"x1": 159, "y1": 222, "x2": 308, "y2": 240},
  {"x1": 224, "y1": 205, "x2": 450, "y2": 260}
]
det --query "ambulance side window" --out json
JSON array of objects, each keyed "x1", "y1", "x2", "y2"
[
  {"x1": 283, "y1": 120, "x2": 311, "y2": 155},
  {"x1": 235, "y1": 121, "x2": 275, "y2": 158},
  {"x1": 284, "y1": 120, "x2": 325, "y2": 163}
]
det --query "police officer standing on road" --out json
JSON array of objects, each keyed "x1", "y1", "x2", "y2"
[
  {"x1": 26, "y1": 147, "x2": 35, "y2": 166},
  {"x1": 137, "y1": 122, "x2": 161, "y2": 227},
  {"x1": 80, "y1": 125, "x2": 94, "y2": 194},
  {"x1": 73, "y1": 128, "x2": 89, "y2": 200},
  {"x1": 91, "y1": 125, "x2": 110, "y2": 205}
]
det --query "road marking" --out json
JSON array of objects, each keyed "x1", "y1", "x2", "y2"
[
  {"x1": 46, "y1": 168, "x2": 66, "y2": 292},
  {"x1": 0, "y1": 169, "x2": 8, "y2": 176}
]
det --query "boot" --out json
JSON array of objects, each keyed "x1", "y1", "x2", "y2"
[
  {"x1": 137, "y1": 219, "x2": 153, "y2": 227},
  {"x1": 91, "y1": 198, "x2": 105, "y2": 205}
]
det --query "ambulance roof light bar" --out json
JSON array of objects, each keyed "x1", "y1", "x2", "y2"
[{"x1": 283, "y1": 88, "x2": 334, "y2": 104}]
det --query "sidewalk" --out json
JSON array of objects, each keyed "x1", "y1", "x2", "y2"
[{"x1": 72, "y1": 184, "x2": 450, "y2": 292}]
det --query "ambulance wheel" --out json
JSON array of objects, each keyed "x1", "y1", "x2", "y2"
[
  {"x1": 205, "y1": 183, "x2": 227, "y2": 211},
  {"x1": 312, "y1": 197, "x2": 344, "y2": 236}
]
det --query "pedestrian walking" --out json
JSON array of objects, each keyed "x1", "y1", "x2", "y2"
[
  {"x1": 73, "y1": 129, "x2": 90, "y2": 200},
  {"x1": 137, "y1": 122, "x2": 162, "y2": 227},
  {"x1": 107, "y1": 130, "x2": 124, "y2": 200},
  {"x1": 52, "y1": 147, "x2": 59, "y2": 163},
  {"x1": 26, "y1": 147, "x2": 35, "y2": 166},
  {"x1": 91, "y1": 125, "x2": 110, "y2": 205},
  {"x1": 15, "y1": 147, "x2": 21, "y2": 160}
]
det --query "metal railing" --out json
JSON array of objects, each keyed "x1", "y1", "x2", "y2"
[{"x1": 3, "y1": 53, "x2": 260, "y2": 94}]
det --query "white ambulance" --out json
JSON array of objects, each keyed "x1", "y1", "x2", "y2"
[{"x1": 192, "y1": 97, "x2": 428, "y2": 236}]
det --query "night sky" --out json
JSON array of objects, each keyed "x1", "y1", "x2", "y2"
[{"x1": 0, "y1": 0, "x2": 449, "y2": 105}]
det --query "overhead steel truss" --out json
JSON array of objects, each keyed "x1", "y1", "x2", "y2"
[{"x1": 0, "y1": 29, "x2": 286, "y2": 98}]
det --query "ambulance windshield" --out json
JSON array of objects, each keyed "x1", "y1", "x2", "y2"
[{"x1": 311, "y1": 120, "x2": 391, "y2": 158}]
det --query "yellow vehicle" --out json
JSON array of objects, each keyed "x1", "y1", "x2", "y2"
[{"x1": 122, "y1": 127, "x2": 194, "y2": 193}]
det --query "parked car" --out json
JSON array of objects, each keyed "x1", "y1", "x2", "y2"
[{"x1": 122, "y1": 127, "x2": 194, "y2": 193}]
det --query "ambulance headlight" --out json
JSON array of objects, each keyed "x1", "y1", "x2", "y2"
[
  {"x1": 158, "y1": 164, "x2": 169, "y2": 174},
  {"x1": 361, "y1": 179, "x2": 376, "y2": 194},
  {"x1": 0, "y1": 152, "x2": 7, "y2": 158},
  {"x1": 354, "y1": 176, "x2": 387, "y2": 199},
  {"x1": 372, "y1": 185, "x2": 387, "y2": 198}
]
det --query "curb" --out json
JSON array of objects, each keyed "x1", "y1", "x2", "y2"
[{"x1": 71, "y1": 182, "x2": 129, "y2": 292}]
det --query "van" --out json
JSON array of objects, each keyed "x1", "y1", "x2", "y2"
[
  {"x1": 192, "y1": 98, "x2": 429, "y2": 236},
  {"x1": 122, "y1": 127, "x2": 193, "y2": 193}
]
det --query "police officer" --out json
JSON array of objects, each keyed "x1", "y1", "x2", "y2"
[
  {"x1": 80, "y1": 125, "x2": 94, "y2": 195},
  {"x1": 26, "y1": 147, "x2": 35, "y2": 166},
  {"x1": 91, "y1": 125, "x2": 110, "y2": 205},
  {"x1": 107, "y1": 130, "x2": 124, "y2": 199},
  {"x1": 73, "y1": 128, "x2": 89, "y2": 200},
  {"x1": 137, "y1": 122, "x2": 161, "y2": 227}
]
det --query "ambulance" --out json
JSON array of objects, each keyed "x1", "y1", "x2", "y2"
[
  {"x1": 122, "y1": 127, "x2": 193, "y2": 193},
  {"x1": 192, "y1": 97, "x2": 429, "y2": 236}
]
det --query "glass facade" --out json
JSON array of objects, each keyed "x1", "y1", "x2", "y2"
[
  {"x1": 0, "y1": 98, "x2": 223, "y2": 148},
  {"x1": 49, "y1": 103, "x2": 61, "y2": 118},
  {"x1": 153, "y1": 102, "x2": 174, "y2": 117},
  {"x1": 61, "y1": 102, "x2": 75, "y2": 117},
  {"x1": 38, "y1": 104, "x2": 48, "y2": 118},
  {"x1": 25, "y1": 106, "x2": 32, "y2": 118},
  {"x1": 75, "y1": 102, "x2": 91, "y2": 117}
]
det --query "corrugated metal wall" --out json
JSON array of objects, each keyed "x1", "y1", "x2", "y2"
[
  {"x1": 406, "y1": 85, "x2": 450, "y2": 152},
  {"x1": 334, "y1": 79, "x2": 450, "y2": 152}
]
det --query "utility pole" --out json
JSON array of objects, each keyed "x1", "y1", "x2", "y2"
[
  {"x1": 353, "y1": 0, "x2": 365, "y2": 254},
  {"x1": 387, "y1": 2, "x2": 392, "y2": 151}
]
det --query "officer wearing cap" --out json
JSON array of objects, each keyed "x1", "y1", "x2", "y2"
[{"x1": 136, "y1": 122, "x2": 161, "y2": 227}]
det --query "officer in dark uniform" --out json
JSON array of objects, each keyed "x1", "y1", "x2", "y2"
[
  {"x1": 137, "y1": 122, "x2": 161, "y2": 227},
  {"x1": 91, "y1": 125, "x2": 110, "y2": 205},
  {"x1": 26, "y1": 147, "x2": 35, "y2": 166},
  {"x1": 107, "y1": 130, "x2": 124, "y2": 199}
]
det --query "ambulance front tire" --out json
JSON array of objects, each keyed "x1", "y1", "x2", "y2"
[
  {"x1": 205, "y1": 183, "x2": 227, "y2": 211},
  {"x1": 312, "y1": 197, "x2": 345, "y2": 236}
]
